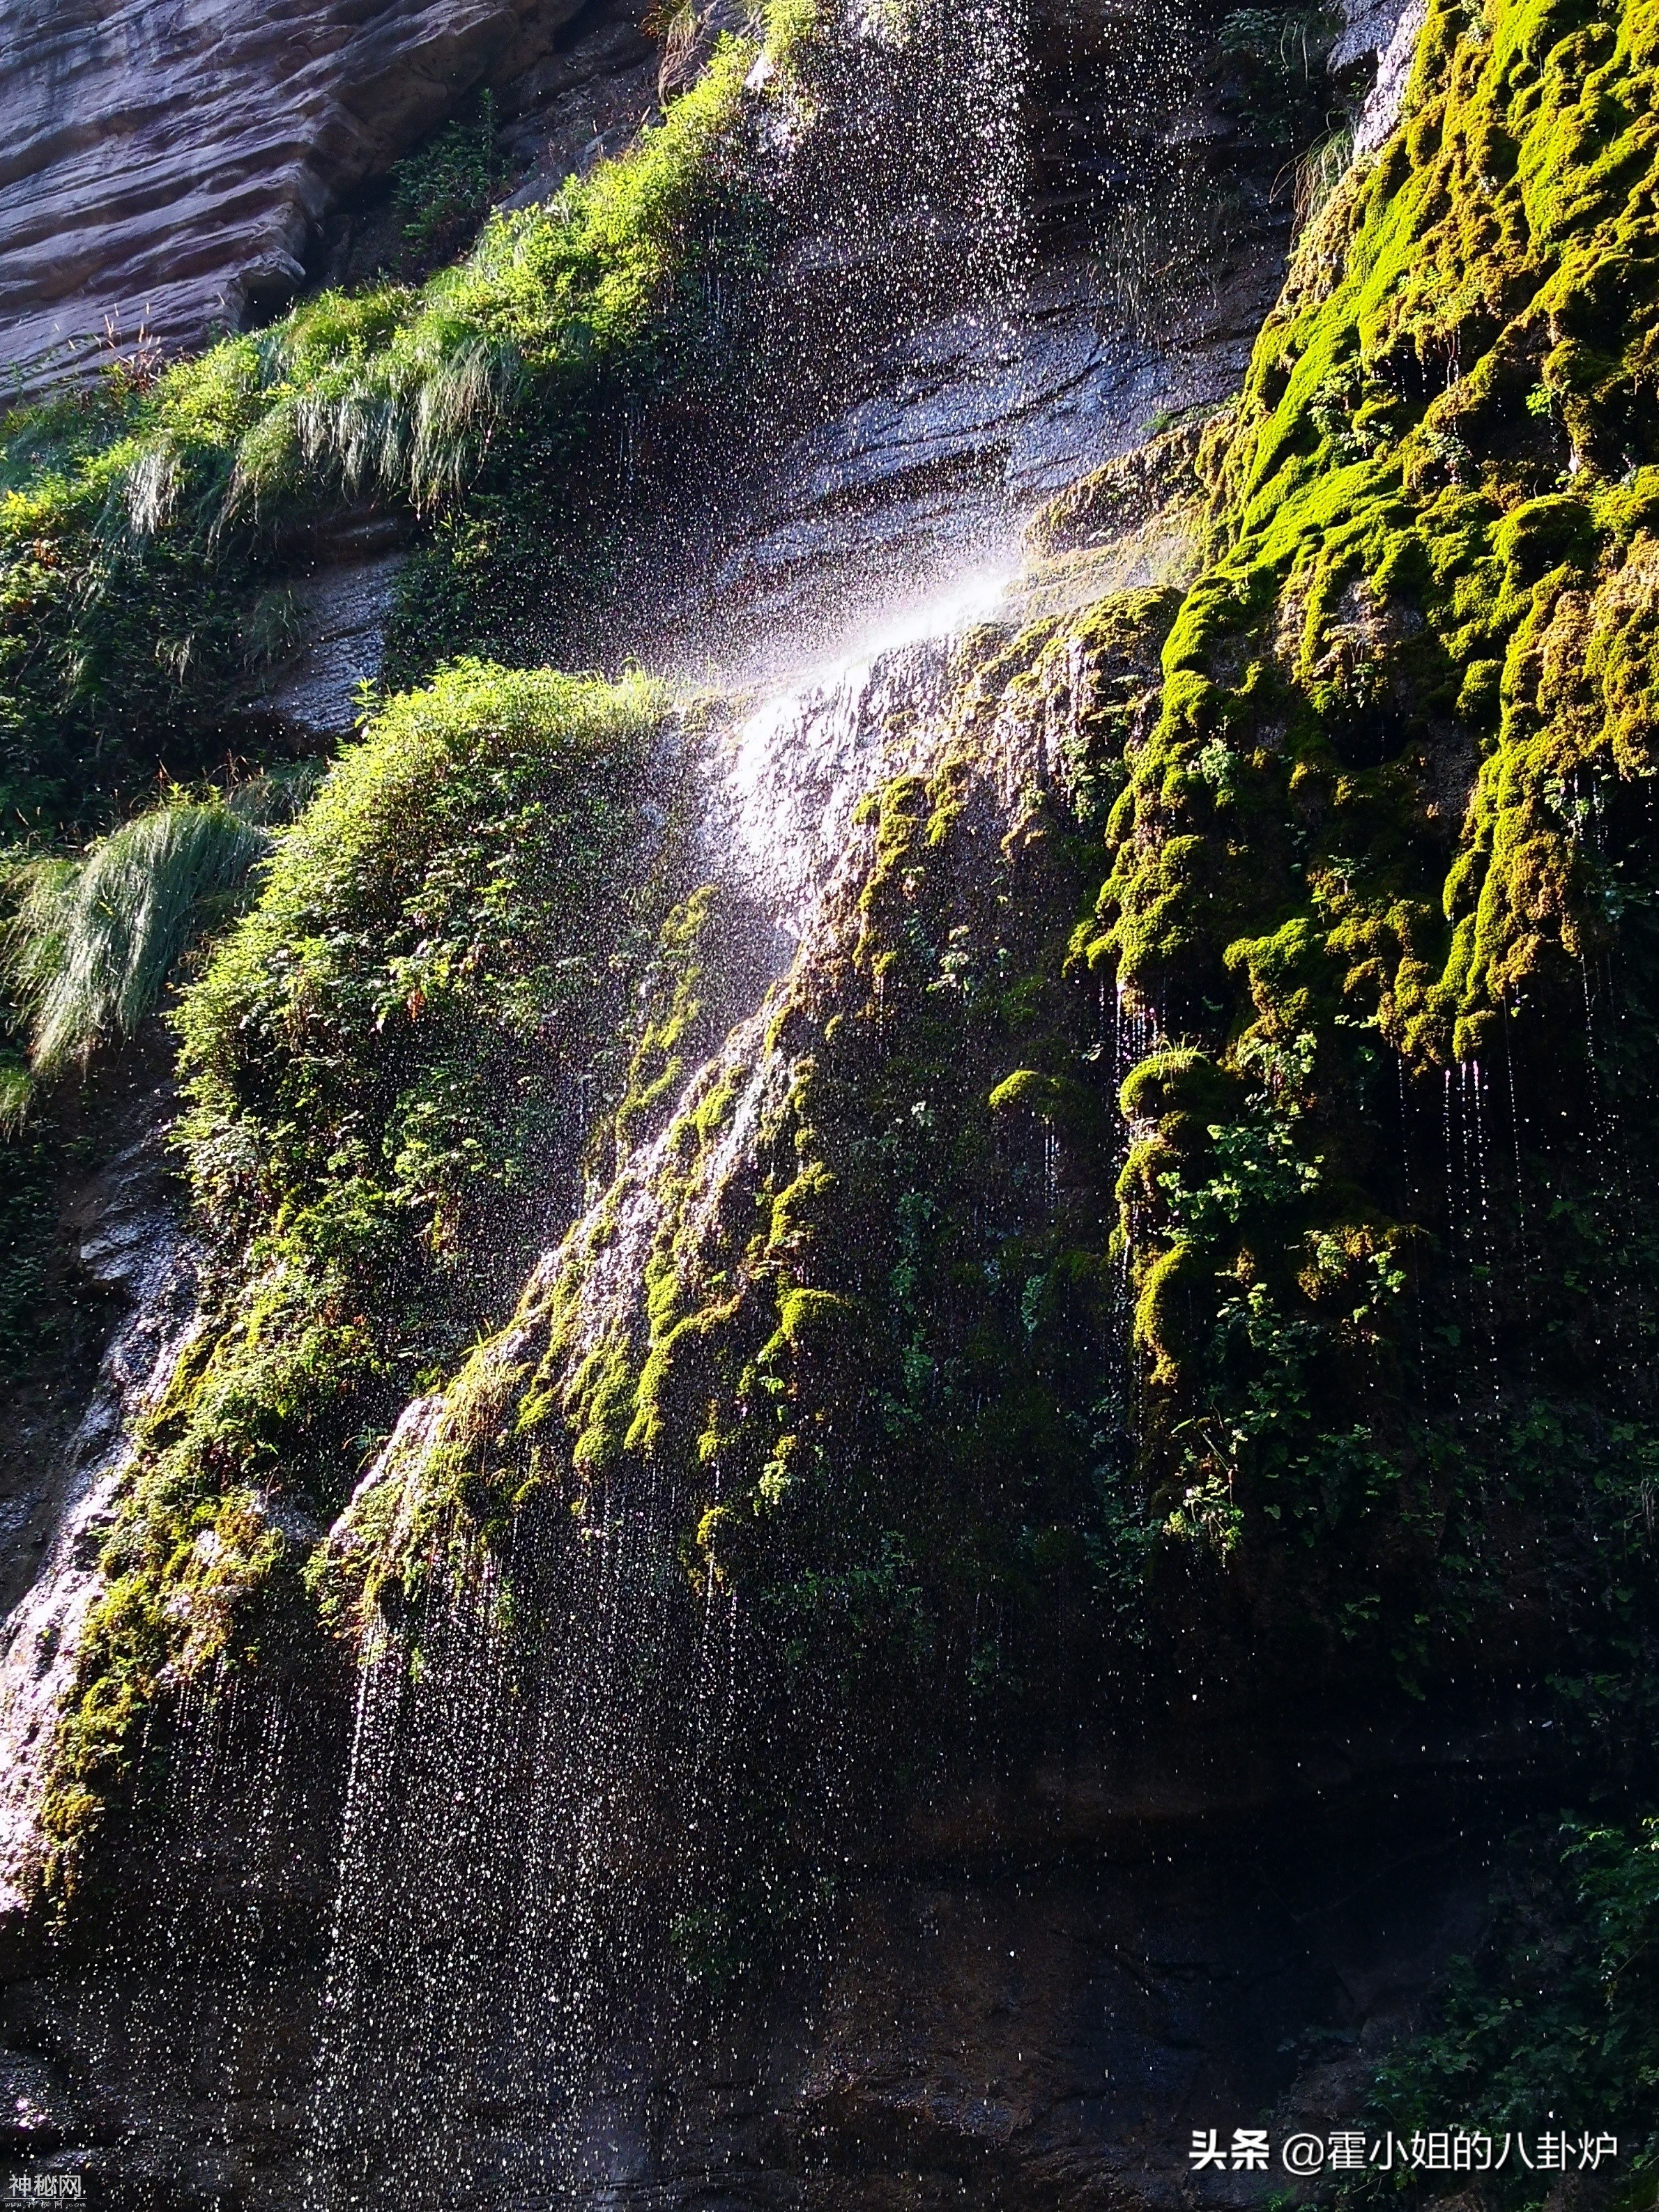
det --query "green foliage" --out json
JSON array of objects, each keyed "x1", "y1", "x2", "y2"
[
  {"x1": 606, "y1": 884, "x2": 720, "y2": 1172},
  {"x1": 313, "y1": 0, "x2": 1659, "y2": 1974},
  {"x1": 174, "y1": 659, "x2": 673, "y2": 1254},
  {"x1": 1376, "y1": 1818, "x2": 1659, "y2": 2189},
  {"x1": 0, "y1": 26, "x2": 780, "y2": 829},
  {"x1": 0, "y1": 364, "x2": 268, "y2": 829},
  {"x1": 3, "y1": 798, "x2": 271, "y2": 1079},
  {"x1": 1217, "y1": 3, "x2": 1342, "y2": 155},
  {"x1": 42, "y1": 661, "x2": 689, "y2": 1881},
  {"x1": 391, "y1": 97, "x2": 505, "y2": 265},
  {"x1": 231, "y1": 45, "x2": 758, "y2": 521}
]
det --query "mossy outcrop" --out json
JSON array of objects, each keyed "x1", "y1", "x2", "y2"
[
  {"x1": 38, "y1": 661, "x2": 702, "y2": 1883},
  {"x1": 305, "y1": 0, "x2": 1659, "y2": 2160}
]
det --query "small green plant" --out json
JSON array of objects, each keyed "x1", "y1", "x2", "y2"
[
  {"x1": 390, "y1": 98, "x2": 505, "y2": 266},
  {"x1": 1293, "y1": 123, "x2": 1352, "y2": 231},
  {"x1": 3, "y1": 798, "x2": 271, "y2": 1080}
]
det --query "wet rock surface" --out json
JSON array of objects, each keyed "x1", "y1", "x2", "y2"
[
  {"x1": 0, "y1": 1726, "x2": 1533, "y2": 2207},
  {"x1": 671, "y1": 245, "x2": 1282, "y2": 677},
  {"x1": 250, "y1": 551, "x2": 406, "y2": 743},
  {"x1": 0, "y1": 3, "x2": 1467, "y2": 2204},
  {"x1": 0, "y1": 1047, "x2": 199, "y2": 1917}
]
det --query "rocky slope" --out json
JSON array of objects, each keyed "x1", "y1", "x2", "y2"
[{"x1": 3, "y1": 0, "x2": 1656, "y2": 2204}]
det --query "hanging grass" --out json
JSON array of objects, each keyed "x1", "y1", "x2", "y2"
[
  {"x1": 3, "y1": 800, "x2": 273, "y2": 1080},
  {"x1": 0, "y1": 16, "x2": 804, "y2": 829}
]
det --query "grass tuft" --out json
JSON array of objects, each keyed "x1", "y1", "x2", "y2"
[{"x1": 4, "y1": 801, "x2": 271, "y2": 1079}]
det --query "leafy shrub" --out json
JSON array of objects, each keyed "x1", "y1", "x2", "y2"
[
  {"x1": 41, "y1": 659, "x2": 694, "y2": 1881},
  {"x1": 174, "y1": 659, "x2": 676, "y2": 1265},
  {"x1": 1376, "y1": 1818, "x2": 1659, "y2": 2192},
  {"x1": 391, "y1": 97, "x2": 506, "y2": 266}
]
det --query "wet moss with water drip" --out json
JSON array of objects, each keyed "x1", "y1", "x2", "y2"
[
  {"x1": 38, "y1": 660, "x2": 700, "y2": 1885},
  {"x1": 1078, "y1": 0, "x2": 1659, "y2": 1602},
  {"x1": 319, "y1": 0, "x2": 1659, "y2": 1976},
  {"x1": 15, "y1": 0, "x2": 1659, "y2": 2143}
]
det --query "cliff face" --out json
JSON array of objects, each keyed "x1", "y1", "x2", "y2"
[
  {"x1": 0, "y1": 0, "x2": 643, "y2": 385},
  {"x1": 1, "y1": 0, "x2": 1656, "y2": 2203}
]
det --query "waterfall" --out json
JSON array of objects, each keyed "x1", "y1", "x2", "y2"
[
  {"x1": 305, "y1": 15, "x2": 1043, "y2": 2188},
  {"x1": 307, "y1": 556, "x2": 1023, "y2": 2202},
  {"x1": 0, "y1": 0, "x2": 1241, "y2": 2196}
]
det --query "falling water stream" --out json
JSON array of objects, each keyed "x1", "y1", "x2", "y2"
[
  {"x1": 307, "y1": 567, "x2": 1031, "y2": 2209},
  {"x1": 295, "y1": 5, "x2": 1054, "y2": 2188},
  {"x1": 0, "y1": 0, "x2": 1225, "y2": 2197},
  {"x1": 300, "y1": 0, "x2": 1223, "y2": 2192}
]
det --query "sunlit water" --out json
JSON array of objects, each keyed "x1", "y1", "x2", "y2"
[{"x1": 26, "y1": 0, "x2": 1228, "y2": 2198}]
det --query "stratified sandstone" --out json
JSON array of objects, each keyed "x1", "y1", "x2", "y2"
[{"x1": 0, "y1": 0, "x2": 607, "y2": 387}]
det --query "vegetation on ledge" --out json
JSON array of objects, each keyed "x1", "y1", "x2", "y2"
[
  {"x1": 0, "y1": 16, "x2": 797, "y2": 833},
  {"x1": 39, "y1": 661, "x2": 695, "y2": 1883},
  {"x1": 305, "y1": 0, "x2": 1659, "y2": 2027}
]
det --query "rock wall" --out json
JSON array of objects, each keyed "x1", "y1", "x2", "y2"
[
  {"x1": 0, "y1": 3, "x2": 1483, "y2": 2204},
  {"x1": 0, "y1": 0, "x2": 636, "y2": 387},
  {"x1": 0, "y1": 1043, "x2": 199, "y2": 1917}
]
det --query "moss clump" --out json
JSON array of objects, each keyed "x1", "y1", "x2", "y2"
[
  {"x1": 1071, "y1": 0, "x2": 1659, "y2": 1640},
  {"x1": 1098, "y1": 0, "x2": 1659, "y2": 1066},
  {"x1": 40, "y1": 661, "x2": 695, "y2": 1882},
  {"x1": 606, "y1": 884, "x2": 721, "y2": 1173}
]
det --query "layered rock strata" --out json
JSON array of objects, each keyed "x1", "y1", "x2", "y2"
[{"x1": 0, "y1": 0, "x2": 628, "y2": 385}]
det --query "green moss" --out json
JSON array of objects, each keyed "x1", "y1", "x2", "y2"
[
  {"x1": 1074, "y1": 0, "x2": 1659, "y2": 1604},
  {"x1": 607, "y1": 884, "x2": 720, "y2": 1169},
  {"x1": 40, "y1": 660, "x2": 688, "y2": 1882},
  {"x1": 342, "y1": 0, "x2": 1659, "y2": 1809}
]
